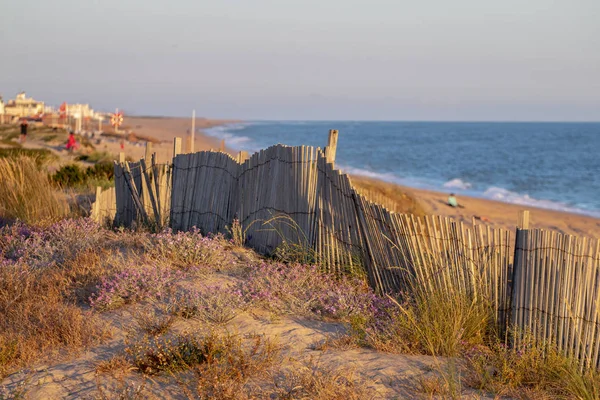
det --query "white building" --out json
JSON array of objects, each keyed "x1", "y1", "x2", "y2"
[{"x1": 4, "y1": 92, "x2": 45, "y2": 117}]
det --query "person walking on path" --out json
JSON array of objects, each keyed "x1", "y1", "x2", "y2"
[
  {"x1": 19, "y1": 119, "x2": 28, "y2": 143},
  {"x1": 66, "y1": 131, "x2": 78, "y2": 153}
]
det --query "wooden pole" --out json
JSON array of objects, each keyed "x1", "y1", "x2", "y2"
[
  {"x1": 518, "y1": 210, "x2": 530, "y2": 229},
  {"x1": 510, "y1": 209, "x2": 531, "y2": 346},
  {"x1": 119, "y1": 152, "x2": 125, "y2": 163},
  {"x1": 173, "y1": 137, "x2": 182, "y2": 158},
  {"x1": 325, "y1": 129, "x2": 339, "y2": 166},
  {"x1": 190, "y1": 109, "x2": 195, "y2": 153},
  {"x1": 145, "y1": 141, "x2": 153, "y2": 160}
]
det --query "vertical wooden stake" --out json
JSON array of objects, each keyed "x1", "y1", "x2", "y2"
[
  {"x1": 94, "y1": 186, "x2": 102, "y2": 221},
  {"x1": 190, "y1": 109, "x2": 195, "y2": 153},
  {"x1": 510, "y1": 209, "x2": 531, "y2": 347},
  {"x1": 145, "y1": 141, "x2": 153, "y2": 160},
  {"x1": 173, "y1": 137, "x2": 182, "y2": 158},
  {"x1": 325, "y1": 129, "x2": 339, "y2": 166},
  {"x1": 518, "y1": 210, "x2": 530, "y2": 230},
  {"x1": 119, "y1": 152, "x2": 125, "y2": 163}
]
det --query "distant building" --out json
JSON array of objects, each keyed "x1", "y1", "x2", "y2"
[
  {"x1": 4, "y1": 92, "x2": 45, "y2": 118},
  {"x1": 0, "y1": 95, "x2": 5, "y2": 115},
  {"x1": 66, "y1": 103, "x2": 98, "y2": 119}
]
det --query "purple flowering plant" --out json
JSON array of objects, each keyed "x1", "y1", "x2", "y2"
[
  {"x1": 89, "y1": 265, "x2": 183, "y2": 311},
  {"x1": 146, "y1": 228, "x2": 236, "y2": 272}
]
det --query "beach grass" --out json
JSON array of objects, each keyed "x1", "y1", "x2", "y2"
[{"x1": 0, "y1": 156, "x2": 69, "y2": 224}]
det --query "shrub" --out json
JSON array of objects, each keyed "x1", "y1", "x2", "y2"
[
  {"x1": 89, "y1": 265, "x2": 182, "y2": 311},
  {"x1": 170, "y1": 285, "x2": 244, "y2": 324},
  {"x1": 52, "y1": 163, "x2": 87, "y2": 187},
  {"x1": 0, "y1": 219, "x2": 106, "y2": 268},
  {"x1": 146, "y1": 228, "x2": 235, "y2": 272},
  {"x1": 0, "y1": 156, "x2": 69, "y2": 224},
  {"x1": 87, "y1": 162, "x2": 114, "y2": 181},
  {"x1": 240, "y1": 261, "x2": 375, "y2": 321}
]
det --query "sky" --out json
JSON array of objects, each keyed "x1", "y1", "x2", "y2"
[{"x1": 1, "y1": 0, "x2": 599, "y2": 121}]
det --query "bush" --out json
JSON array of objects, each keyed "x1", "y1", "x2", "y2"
[
  {"x1": 0, "y1": 156, "x2": 69, "y2": 224},
  {"x1": 146, "y1": 228, "x2": 236, "y2": 272},
  {"x1": 170, "y1": 285, "x2": 245, "y2": 324},
  {"x1": 87, "y1": 162, "x2": 114, "y2": 181},
  {"x1": 51, "y1": 162, "x2": 115, "y2": 188},
  {"x1": 52, "y1": 164, "x2": 87, "y2": 186},
  {"x1": 89, "y1": 265, "x2": 182, "y2": 311},
  {"x1": 240, "y1": 261, "x2": 376, "y2": 321}
]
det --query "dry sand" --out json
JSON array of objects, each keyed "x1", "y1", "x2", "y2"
[{"x1": 352, "y1": 176, "x2": 600, "y2": 239}]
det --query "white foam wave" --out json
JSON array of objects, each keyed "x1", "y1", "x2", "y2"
[
  {"x1": 443, "y1": 178, "x2": 472, "y2": 190},
  {"x1": 340, "y1": 166, "x2": 600, "y2": 217},
  {"x1": 338, "y1": 165, "x2": 402, "y2": 184},
  {"x1": 483, "y1": 187, "x2": 600, "y2": 217},
  {"x1": 203, "y1": 123, "x2": 258, "y2": 152}
]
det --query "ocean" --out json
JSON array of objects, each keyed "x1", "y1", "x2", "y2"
[{"x1": 203, "y1": 121, "x2": 600, "y2": 218}]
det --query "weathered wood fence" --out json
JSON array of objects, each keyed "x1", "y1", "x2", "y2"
[
  {"x1": 110, "y1": 147, "x2": 172, "y2": 229},
  {"x1": 90, "y1": 186, "x2": 116, "y2": 226},
  {"x1": 512, "y1": 216, "x2": 600, "y2": 370},
  {"x1": 90, "y1": 131, "x2": 600, "y2": 370}
]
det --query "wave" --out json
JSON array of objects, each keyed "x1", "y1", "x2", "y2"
[
  {"x1": 339, "y1": 166, "x2": 600, "y2": 217},
  {"x1": 482, "y1": 187, "x2": 600, "y2": 217},
  {"x1": 203, "y1": 123, "x2": 259, "y2": 152},
  {"x1": 443, "y1": 178, "x2": 472, "y2": 190}
]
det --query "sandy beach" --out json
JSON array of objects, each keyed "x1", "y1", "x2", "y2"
[{"x1": 355, "y1": 176, "x2": 600, "y2": 238}]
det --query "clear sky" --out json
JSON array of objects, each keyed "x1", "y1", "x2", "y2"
[{"x1": 1, "y1": 0, "x2": 599, "y2": 120}]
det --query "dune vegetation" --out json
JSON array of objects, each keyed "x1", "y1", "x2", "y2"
[{"x1": 0, "y1": 152, "x2": 599, "y2": 399}]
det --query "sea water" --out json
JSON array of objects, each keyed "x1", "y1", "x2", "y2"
[{"x1": 204, "y1": 121, "x2": 600, "y2": 217}]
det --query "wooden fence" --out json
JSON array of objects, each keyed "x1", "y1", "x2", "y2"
[
  {"x1": 96, "y1": 131, "x2": 600, "y2": 370},
  {"x1": 108, "y1": 148, "x2": 171, "y2": 229},
  {"x1": 90, "y1": 186, "x2": 116, "y2": 226},
  {"x1": 512, "y1": 219, "x2": 600, "y2": 370}
]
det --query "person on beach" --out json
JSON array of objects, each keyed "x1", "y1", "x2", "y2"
[
  {"x1": 19, "y1": 119, "x2": 28, "y2": 142},
  {"x1": 66, "y1": 131, "x2": 78, "y2": 153},
  {"x1": 448, "y1": 193, "x2": 459, "y2": 207}
]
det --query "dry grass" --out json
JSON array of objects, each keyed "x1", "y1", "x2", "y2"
[
  {"x1": 0, "y1": 156, "x2": 69, "y2": 224},
  {"x1": 133, "y1": 305, "x2": 176, "y2": 336},
  {"x1": 351, "y1": 175, "x2": 425, "y2": 216},
  {"x1": 0, "y1": 260, "x2": 110, "y2": 377},
  {"x1": 95, "y1": 355, "x2": 134, "y2": 376},
  {"x1": 464, "y1": 336, "x2": 600, "y2": 399},
  {"x1": 265, "y1": 360, "x2": 372, "y2": 400}
]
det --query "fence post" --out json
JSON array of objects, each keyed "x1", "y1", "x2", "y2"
[
  {"x1": 119, "y1": 152, "x2": 125, "y2": 163},
  {"x1": 509, "y1": 210, "x2": 530, "y2": 346},
  {"x1": 325, "y1": 129, "x2": 338, "y2": 166},
  {"x1": 173, "y1": 137, "x2": 182, "y2": 158},
  {"x1": 237, "y1": 151, "x2": 248, "y2": 164},
  {"x1": 145, "y1": 141, "x2": 153, "y2": 160},
  {"x1": 93, "y1": 186, "x2": 102, "y2": 221}
]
